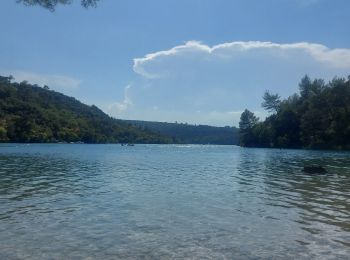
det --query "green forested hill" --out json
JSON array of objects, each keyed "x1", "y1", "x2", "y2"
[
  {"x1": 125, "y1": 120, "x2": 239, "y2": 145},
  {"x1": 0, "y1": 76, "x2": 171, "y2": 143}
]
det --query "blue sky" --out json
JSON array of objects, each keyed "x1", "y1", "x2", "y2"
[{"x1": 1, "y1": 0, "x2": 349, "y2": 126}]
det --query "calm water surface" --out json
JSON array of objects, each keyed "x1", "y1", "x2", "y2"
[{"x1": 0, "y1": 144, "x2": 349, "y2": 259}]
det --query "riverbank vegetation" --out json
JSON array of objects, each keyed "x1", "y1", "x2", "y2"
[
  {"x1": 17, "y1": 0, "x2": 99, "y2": 11},
  {"x1": 239, "y1": 75, "x2": 350, "y2": 150},
  {"x1": 0, "y1": 75, "x2": 171, "y2": 143},
  {"x1": 0, "y1": 75, "x2": 238, "y2": 144}
]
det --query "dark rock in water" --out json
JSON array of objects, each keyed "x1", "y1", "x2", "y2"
[{"x1": 302, "y1": 166, "x2": 327, "y2": 174}]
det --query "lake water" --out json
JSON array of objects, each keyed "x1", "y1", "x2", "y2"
[{"x1": 0, "y1": 144, "x2": 349, "y2": 259}]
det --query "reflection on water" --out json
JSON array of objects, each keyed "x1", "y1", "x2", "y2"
[{"x1": 0, "y1": 144, "x2": 349, "y2": 259}]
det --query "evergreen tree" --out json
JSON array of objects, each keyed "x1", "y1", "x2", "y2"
[
  {"x1": 239, "y1": 75, "x2": 350, "y2": 150},
  {"x1": 239, "y1": 109, "x2": 259, "y2": 147},
  {"x1": 17, "y1": 0, "x2": 99, "y2": 11},
  {"x1": 261, "y1": 90, "x2": 281, "y2": 113}
]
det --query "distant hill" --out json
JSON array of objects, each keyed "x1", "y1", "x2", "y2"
[
  {"x1": 125, "y1": 120, "x2": 239, "y2": 145},
  {"x1": 0, "y1": 76, "x2": 171, "y2": 144},
  {"x1": 0, "y1": 75, "x2": 238, "y2": 145}
]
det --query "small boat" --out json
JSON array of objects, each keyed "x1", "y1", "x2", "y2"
[{"x1": 127, "y1": 143, "x2": 135, "y2": 146}]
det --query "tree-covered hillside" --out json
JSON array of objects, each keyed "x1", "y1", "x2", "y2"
[
  {"x1": 239, "y1": 75, "x2": 350, "y2": 150},
  {"x1": 0, "y1": 76, "x2": 171, "y2": 144},
  {"x1": 126, "y1": 120, "x2": 239, "y2": 145}
]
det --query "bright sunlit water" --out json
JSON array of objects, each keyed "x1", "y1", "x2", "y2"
[{"x1": 0, "y1": 144, "x2": 349, "y2": 259}]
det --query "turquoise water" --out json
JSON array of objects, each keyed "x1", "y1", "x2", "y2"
[{"x1": 0, "y1": 144, "x2": 349, "y2": 259}]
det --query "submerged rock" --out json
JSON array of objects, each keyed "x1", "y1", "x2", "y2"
[{"x1": 302, "y1": 166, "x2": 327, "y2": 174}]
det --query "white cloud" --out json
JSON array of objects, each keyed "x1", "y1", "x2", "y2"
[
  {"x1": 108, "y1": 85, "x2": 133, "y2": 116},
  {"x1": 133, "y1": 41, "x2": 212, "y2": 78},
  {"x1": 0, "y1": 70, "x2": 81, "y2": 89},
  {"x1": 133, "y1": 41, "x2": 350, "y2": 79},
  {"x1": 129, "y1": 40, "x2": 350, "y2": 126}
]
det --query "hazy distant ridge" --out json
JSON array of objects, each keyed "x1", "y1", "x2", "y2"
[{"x1": 125, "y1": 120, "x2": 239, "y2": 145}]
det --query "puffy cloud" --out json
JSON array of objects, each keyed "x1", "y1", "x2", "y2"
[
  {"x1": 133, "y1": 41, "x2": 350, "y2": 79},
  {"x1": 108, "y1": 85, "x2": 133, "y2": 116},
  {"x1": 1, "y1": 70, "x2": 81, "y2": 89},
  {"x1": 133, "y1": 41, "x2": 212, "y2": 79},
  {"x1": 130, "y1": 40, "x2": 350, "y2": 126}
]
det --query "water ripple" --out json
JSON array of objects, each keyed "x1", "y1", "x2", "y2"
[{"x1": 0, "y1": 144, "x2": 349, "y2": 259}]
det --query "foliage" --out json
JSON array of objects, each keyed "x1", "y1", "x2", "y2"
[
  {"x1": 0, "y1": 75, "x2": 171, "y2": 144},
  {"x1": 238, "y1": 109, "x2": 259, "y2": 147},
  {"x1": 261, "y1": 90, "x2": 281, "y2": 113},
  {"x1": 239, "y1": 75, "x2": 350, "y2": 150},
  {"x1": 17, "y1": 0, "x2": 99, "y2": 11},
  {"x1": 125, "y1": 120, "x2": 239, "y2": 145}
]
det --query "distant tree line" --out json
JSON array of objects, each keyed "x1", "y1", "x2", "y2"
[
  {"x1": 126, "y1": 120, "x2": 239, "y2": 145},
  {"x1": 0, "y1": 75, "x2": 171, "y2": 144},
  {"x1": 239, "y1": 75, "x2": 350, "y2": 150}
]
